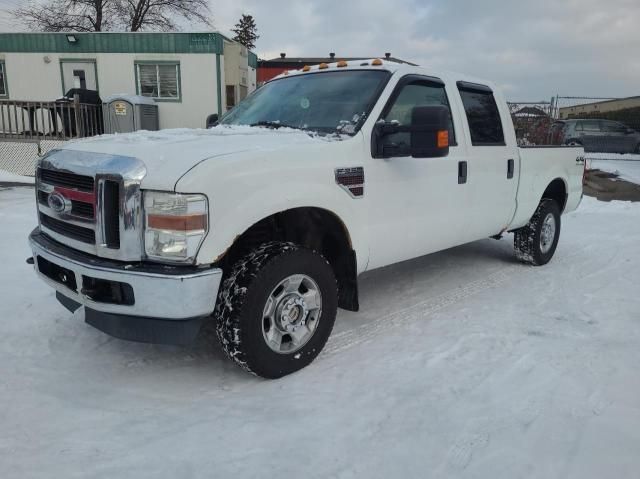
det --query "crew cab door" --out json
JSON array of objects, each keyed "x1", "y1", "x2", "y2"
[
  {"x1": 365, "y1": 75, "x2": 468, "y2": 270},
  {"x1": 455, "y1": 82, "x2": 519, "y2": 236}
]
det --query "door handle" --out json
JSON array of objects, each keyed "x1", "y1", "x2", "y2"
[
  {"x1": 507, "y1": 159, "x2": 514, "y2": 179},
  {"x1": 458, "y1": 161, "x2": 467, "y2": 184}
]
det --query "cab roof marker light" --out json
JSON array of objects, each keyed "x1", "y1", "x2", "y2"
[
  {"x1": 372, "y1": 58, "x2": 383, "y2": 66},
  {"x1": 318, "y1": 63, "x2": 329, "y2": 69},
  {"x1": 337, "y1": 60, "x2": 348, "y2": 68},
  {"x1": 302, "y1": 65, "x2": 311, "y2": 72}
]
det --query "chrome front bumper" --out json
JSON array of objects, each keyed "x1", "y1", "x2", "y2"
[{"x1": 29, "y1": 229, "x2": 222, "y2": 321}]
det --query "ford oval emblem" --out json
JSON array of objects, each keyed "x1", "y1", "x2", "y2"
[{"x1": 48, "y1": 191, "x2": 72, "y2": 214}]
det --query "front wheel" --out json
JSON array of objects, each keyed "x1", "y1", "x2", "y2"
[
  {"x1": 214, "y1": 242, "x2": 338, "y2": 379},
  {"x1": 514, "y1": 199, "x2": 561, "y2": 266}
]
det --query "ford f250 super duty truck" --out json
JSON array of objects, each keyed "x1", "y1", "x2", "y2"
[{"x1": 28, "y1": 59, "x2": 584, "y2": 378}]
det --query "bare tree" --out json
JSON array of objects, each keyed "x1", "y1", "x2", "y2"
[
  {"x1": 13, "y1": 0, "x2": 212, "y2": 32},
  {"x1": 14, "y1": 0, "x2": 117, "y2": 32},
  {"x1": 117, "y1": 0, "x2": 212, "y2": 32}
]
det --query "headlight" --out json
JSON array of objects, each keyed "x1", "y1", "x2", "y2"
[{"x1": 143, "y1": 191, "x2": 209, "y2": 264}]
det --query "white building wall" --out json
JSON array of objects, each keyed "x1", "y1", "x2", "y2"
[
  {"x1": 0, "y1": 52, "x2": 222, "y2": 130},
  {"x1": 249, "y1": 66, "x2": 257, "y2": 92}
]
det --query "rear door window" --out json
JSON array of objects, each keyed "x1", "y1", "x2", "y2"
[
  {"x1": 581, "y1": 120, "x2": 600, "y2": 132},
  {"x1": 600, "y1": 121, "x2": 627, "y2": 133},
  {"x1": 457, "y1": 82, "x2": 505, "y2": 146}
]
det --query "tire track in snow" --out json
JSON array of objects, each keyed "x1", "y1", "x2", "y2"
[
  {"x1": 322, "y1": 243, "x2": 587, "y2": 358},
  {"x1": 323, "y1": 268, "x2": 512, "y2": 357}
]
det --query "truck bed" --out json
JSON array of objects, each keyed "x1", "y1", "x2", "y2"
[{"x1": 510, "y1": 146, "x2": 584, "y2": 230}]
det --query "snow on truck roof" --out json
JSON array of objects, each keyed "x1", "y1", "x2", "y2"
[
  {"x1": 271, "y1": 58, "x2": 405, "y2": 80},
  {"x1": 270, "y1": 59, "x2": 498, "y2": 92}
]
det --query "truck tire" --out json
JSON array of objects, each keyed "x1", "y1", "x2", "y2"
[
  {"x1": 514, "y1": 199, "x2": 561, "y2": 266},
  {"x1": 214, "y1": 241, "x2": 338, "y2": 379}
]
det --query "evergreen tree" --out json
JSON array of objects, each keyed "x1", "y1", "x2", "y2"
[{"x1": 232, "y1": 14, "x2": 259, "y2": 50}]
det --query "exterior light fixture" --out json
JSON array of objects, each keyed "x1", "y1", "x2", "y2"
[{"x1": 66, "y1": 34, "x2": 78, "y2": 44}]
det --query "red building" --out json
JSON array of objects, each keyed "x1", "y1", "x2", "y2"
[{"x1": 257, "y1": 52, "x2": 415, "y2": 84}]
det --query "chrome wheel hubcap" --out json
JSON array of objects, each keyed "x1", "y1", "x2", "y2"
[
  {"x1": 540, "y1": 213, "x2": 556, "y2": 254},
  {"x1": 262, "y1": 274, "x2": 322, "y2": 354}
]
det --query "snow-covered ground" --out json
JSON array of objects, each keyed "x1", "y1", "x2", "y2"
[
  {"x1": 0, "y1": 169, "x2": 35, "y2": 185},
  {"x1": 587, "y1": 157, "x2": 640, "y2": 185},
  {"x1": 1, "y1": 186, "x2": 640, "y2": 479}
]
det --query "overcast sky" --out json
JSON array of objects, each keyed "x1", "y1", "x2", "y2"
[{"x1": 0, "y1": 0, "x2": 638, "y2": 100}]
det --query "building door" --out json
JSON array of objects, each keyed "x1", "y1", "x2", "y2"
[
  {"x1": 61, "y1": 61, "x2": 97, "y2": 93},
  {"x1": 226, "y1": 85, "x2": 236, "y2": 110}
]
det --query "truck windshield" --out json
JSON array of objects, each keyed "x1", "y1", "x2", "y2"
[{"x1": 219, "y1": 70, "x2": 391, "y2": 136}]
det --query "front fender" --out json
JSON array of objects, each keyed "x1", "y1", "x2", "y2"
[{"x1": 198, "y1": 183, "x2": 367, "y2": 272}]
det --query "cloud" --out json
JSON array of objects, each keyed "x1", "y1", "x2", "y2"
[
  {"x1": 213, "y1": 0, "x2": 639, "y2": 100},
  {"x1": 1, "y1": 0, "x2": 637, "y2": 99}
]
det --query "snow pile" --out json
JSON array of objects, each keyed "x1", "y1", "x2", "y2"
[
  {"x1": 2, "y1": 189, "x2": 640, "y2": 478},
  {"x1": 0, "y1": 168, "x2": 35, "y2": 184}
]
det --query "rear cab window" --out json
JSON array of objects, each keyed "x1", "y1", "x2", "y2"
[{"x1": 457, "y1": 81, "x2": 505, "y2": 146}]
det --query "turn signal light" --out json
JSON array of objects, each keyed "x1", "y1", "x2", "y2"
[
  {"x1": 437, "y1": 130, "x2": 449, "y2": 148},
  {"x1": 147, "y1": 214, "x2": 207, "y2": 232}
]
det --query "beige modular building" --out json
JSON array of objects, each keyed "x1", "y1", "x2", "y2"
[
  {"x1": 0, "y1": 32, "x2": 257, "y2": 130},
  {"x1": 558, "y1": 96, "x2": 640, "y2": 119}
]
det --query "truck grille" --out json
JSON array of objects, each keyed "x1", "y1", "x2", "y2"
[
  {"x1": 36, "y1": 151, "x2": 145, "y2": 261},
  {"x1": 37, "y1": 167, "x2": 117, "y2": 250},
  {"x1": 38, "y1": 190, "x2": 95, "y2": 219},
  {"x1": 39, "y1": 169, "x2": 94, "y2": 192},
  {"x1": 40, "y1": 213, "x2": 96, "y2": 244}
]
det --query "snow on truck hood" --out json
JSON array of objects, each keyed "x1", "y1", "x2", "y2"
[{"x1": 62, "y1": 125, "x2": 331, "y2": 190}]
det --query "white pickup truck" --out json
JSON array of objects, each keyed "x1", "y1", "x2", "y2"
[{"x1": 29, "y1": 60, "x2": 584, "y2": 378}]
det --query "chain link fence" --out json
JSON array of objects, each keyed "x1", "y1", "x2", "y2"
[
  {"x1": 0, "y1": 140, "x2": 66, "y2": 177},
  {"x1": 508, "y1": 96, "x2": 640, "y2": 158},
  {"x1": 0, "y1": 94, "x2": 103, "y2": 178}
]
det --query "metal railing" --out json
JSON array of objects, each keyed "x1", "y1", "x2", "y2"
[
  {"x1": 508, "y1": 97, "x2": 640, "y2": 156},
  {"x1": 0, "y1": 95, "x2": 103, "y2": 142}
]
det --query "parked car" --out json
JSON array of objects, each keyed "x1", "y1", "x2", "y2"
[
  {"x1": 28, "y1": 60, "x2": 585, "y2": 378},
  {"x1": 551, "y1": 119, "x2": 640, "y2": 154}
]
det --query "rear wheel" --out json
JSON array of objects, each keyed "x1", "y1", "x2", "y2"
[
  {"x1": 214, "y1": 242, "x2": 338, "y2": 379},
  {"x1": 514, "y1": 199, "x2": 561, "y2": 266}
]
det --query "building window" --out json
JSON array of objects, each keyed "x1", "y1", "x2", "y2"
[
  {"x1": 0, "y1": 61, "x2": 8, "y2": 98},
  {"x1": 136, "y1": 63, "x2": 180, "y2": 101}
]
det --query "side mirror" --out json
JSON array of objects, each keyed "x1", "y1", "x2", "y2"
[
  {"x1": 206, "y1": 113, "x2": 219, "y2": 129},
  {"x1": 371, "y1": 105, "x2": 450, "y2": 159},
  {"x1": 409, "y1": 105, "x2": 450, "y2": 158}
]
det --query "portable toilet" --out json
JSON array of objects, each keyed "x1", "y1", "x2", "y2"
[{"x1": 103, "y1": 95, "x2": 159, "y2": 133}]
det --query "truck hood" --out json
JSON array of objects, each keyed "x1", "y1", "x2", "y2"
[{"x1": 62, "y1": 126, "x2": 331, "y2": 190}]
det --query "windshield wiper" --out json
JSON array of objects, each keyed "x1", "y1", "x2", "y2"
[{"x1": 249, "y1": 121, "x2": 305, "y2": 131}]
